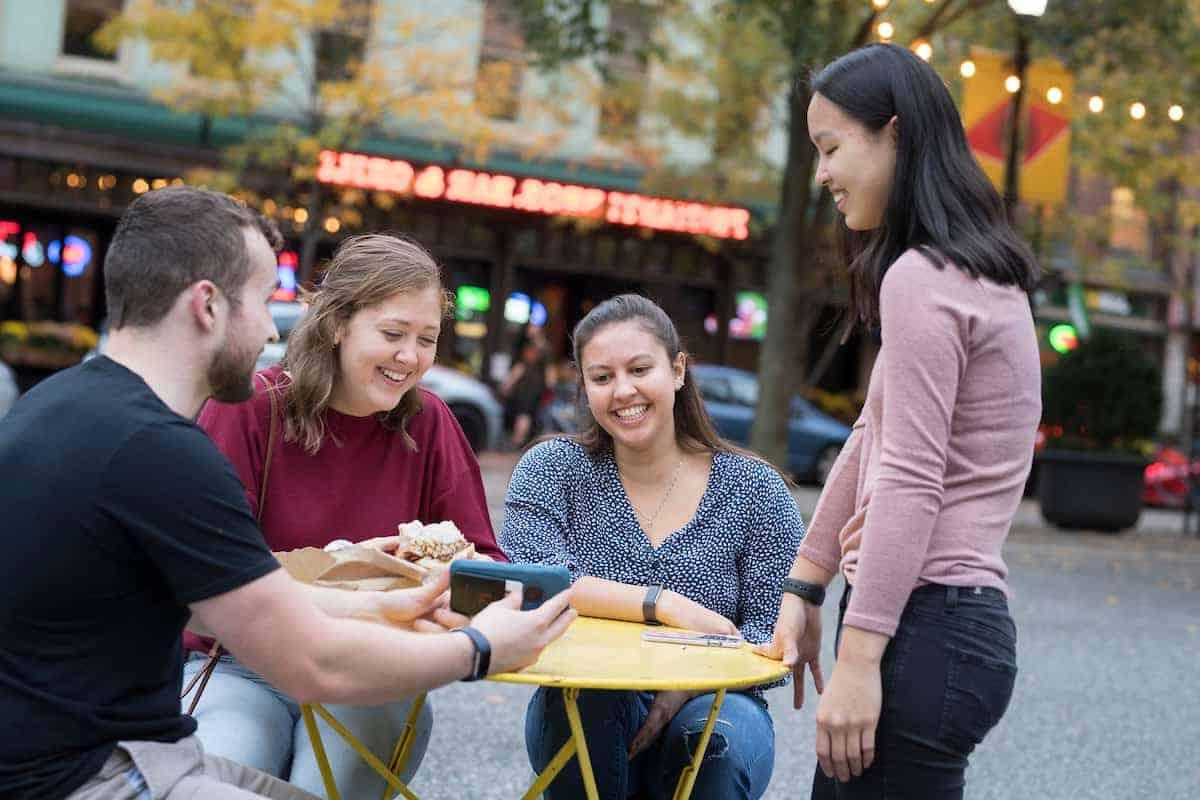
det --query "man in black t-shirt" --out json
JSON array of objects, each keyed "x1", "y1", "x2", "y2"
[{"x1": 0, "y1": 187, "x2": 575, "y2": 800}]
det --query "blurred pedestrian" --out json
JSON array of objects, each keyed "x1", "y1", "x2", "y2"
[
  {"x1": 500, "y1": 337, "x2": 547, "y2": 448},
  {"x1": 757, "y1": 43, "x2": 1041, "y2": 799},
  {"x1": 502, "y1": 294, "x2": 805, "y2": 799},
  {"x1": 188, "y1": 233, "x2": 506, "y2": 797}
]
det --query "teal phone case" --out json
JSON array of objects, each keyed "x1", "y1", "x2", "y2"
[{"x1": 449, "y1": 561, "x2": 571, "y2": 615}]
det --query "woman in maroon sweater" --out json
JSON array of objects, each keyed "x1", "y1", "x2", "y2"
[{"x1": 185, "y1": 233, "x2": 503, "y2": 797}]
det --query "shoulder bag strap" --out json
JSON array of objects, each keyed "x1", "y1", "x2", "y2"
[{"x1": 183, "y1": 374, "x2": 280, "y2": 715}]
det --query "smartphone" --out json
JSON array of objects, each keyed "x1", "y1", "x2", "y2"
[
  {"x1": 641, "y1": 630, "x2": 743, "y2": 648},
  {"x1": 449, "y1": 561, "x2": 571, "y2": 616}
]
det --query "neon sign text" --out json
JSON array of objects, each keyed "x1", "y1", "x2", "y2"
[{"x1": 317, "y1": 150, "x2": 750, "y2": 240}]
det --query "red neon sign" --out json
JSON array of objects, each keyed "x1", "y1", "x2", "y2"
[{"x1": 316, "y1": 150, "x2": 750, "y2": 240}]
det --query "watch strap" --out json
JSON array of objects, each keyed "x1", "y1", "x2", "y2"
[
  {"x1": 781, "y1": 577, "x2": 826, "y2": 607},
  {"x1": 642, "y1": 585, "x2": 664, "y2": 625},
  {"x1": 452, "y1": 626, "x2": 492, "y2": 682}
]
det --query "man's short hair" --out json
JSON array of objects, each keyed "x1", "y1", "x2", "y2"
[{"x1": 104, "y1": 186, "x2": 283, "y2": 329}]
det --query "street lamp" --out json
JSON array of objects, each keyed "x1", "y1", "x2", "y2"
[{"x1": 1002, "y1": 0, "x2": 1048, "y2": 221}]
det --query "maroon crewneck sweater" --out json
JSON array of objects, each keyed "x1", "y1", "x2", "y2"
[{"x1": 184, "y1": 367, "x2": 503, "y2": 653}]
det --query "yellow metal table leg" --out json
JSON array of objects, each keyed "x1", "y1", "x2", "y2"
[
  {"x1": 671, "y1": 689, "x2": 726, "y2": 800},
  {"x1": 381, "y1": 693, "x2": 426, "y2": 800},
  {"x1": 519, "y1": 736, "x2": 578, "y2": 800},
  {"x1": 309, "y1": 704, "x2": 420, "y2": 800},
  {"x1": 301, "y1": 705, "x2": 341, "y2": 800},
  {"x1": 562, "y1": 687, "x2": 600, "y2": 800}
]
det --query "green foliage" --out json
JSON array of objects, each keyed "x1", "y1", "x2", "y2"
[{"x1": 1042, "y1": 328, "x2": 1163, "y2": 452}]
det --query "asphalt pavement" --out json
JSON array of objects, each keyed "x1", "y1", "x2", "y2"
[{"x1": 406, "y1": 452, "x2": 1200, "y2": 800}]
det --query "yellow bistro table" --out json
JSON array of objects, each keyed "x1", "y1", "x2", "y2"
[{"x1": 489, "y1": 616, "x2": 789, "y2": 800}]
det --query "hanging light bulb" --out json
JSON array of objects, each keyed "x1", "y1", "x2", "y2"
[
  {"x1": 913, "y1": 40, "x2": 933, "y2": 61},
  {"x1": 960, "y1": 60, "x2": 976, "y2": 78},
  {"x1": 1130, "y1": 102, "x2": 1146, "y2": 120},
  {"x1": 876, "y1": 21, "x2": 894, "y2": 40},
  {"x1": 872, "y1": 0, "x2": 890, "y2": 9},
  {"x1": 1088, "y1": 95, "x2": 1104, "y2": 113},
  {"x1": 1005, "y1": 75, "x2": 1021, "y2": 93},
  {"x1": 1046, "y1": 86, "x2": 1063, "y2": 104},
  {"x1": 1168, "y1": 105, "x2": 1184, "y2": 122}
]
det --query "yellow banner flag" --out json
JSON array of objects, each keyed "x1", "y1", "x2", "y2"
[{"x1": 961, "y1": 48, "x2": 1072, "y2": 206}]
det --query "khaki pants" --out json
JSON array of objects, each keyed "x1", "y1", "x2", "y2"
[{"x1": 67, "y1": 736, "x2": 320, "y2": 800}]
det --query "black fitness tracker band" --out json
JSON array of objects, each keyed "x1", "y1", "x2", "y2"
[
  {"x1": 781, "y1": 578, "x2": 826, "y2": 607},
  {"x1": 643, "y1": 585, "x2": 664, "y2": 625},
  {"x1": 452, "y1": 626, "x2": 492, "y2": 682}
]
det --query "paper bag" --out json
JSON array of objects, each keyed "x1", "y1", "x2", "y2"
[{"x1": 274, "y1": 544, "x2": 428, "y2": 591}]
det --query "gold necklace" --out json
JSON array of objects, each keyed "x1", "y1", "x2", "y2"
[{"x1": 621, "y1": 458, "x2": 684, "y2": 528}]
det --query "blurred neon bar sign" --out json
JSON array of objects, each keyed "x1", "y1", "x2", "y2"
[{"x1": 316, "y1": 150, "x2": 750, "y2": 240}]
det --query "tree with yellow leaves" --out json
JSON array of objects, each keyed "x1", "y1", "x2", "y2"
[{"x1": 100, "y1": 0, "x2": 568, "y2": 279}]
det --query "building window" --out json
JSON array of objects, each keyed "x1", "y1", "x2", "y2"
[
  {"x1": 476, "y1": 0, "x2": 525, "y2": 121},
  {"x1": 1110, "y1": 186, "x2": 1149, "y2": 258},
  {"x1": 597, "y1": 1, "x2": 651, "y2": 140},
  {"x1": 315, "y1": 0, "x2": 372, "y2": 83},
  {"x1": 62, "y1": 0, "x2": 123, "y2": 61}
]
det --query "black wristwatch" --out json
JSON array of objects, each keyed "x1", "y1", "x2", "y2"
[
  {"x1": 643, "y1": 585, "x2": 664, "y2": 625},
  {"x1": 452, "y1": 626, "x2": 491, "y2": 682},
  {"x1": 781, "y1": 578, "x2": 826, "y2": 607}
]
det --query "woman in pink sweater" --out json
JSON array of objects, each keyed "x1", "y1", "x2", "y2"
[{"x1": 757, "y1": 44, "x2": 1041, "y2": 799}]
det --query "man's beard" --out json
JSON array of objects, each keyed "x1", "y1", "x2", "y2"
[{"x1": 207, "y1": 336, "x2": 258, "y2": 404}]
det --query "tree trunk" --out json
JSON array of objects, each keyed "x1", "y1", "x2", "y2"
[
  {"x1": 748, "y1": 77, "x2": 817, "y2": 467},
  {"x1": 298, "y1": 180, "x2": 325, "y2": 285}
]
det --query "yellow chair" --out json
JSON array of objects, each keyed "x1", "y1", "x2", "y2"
[{"x1": 301, "y1": 692, "x2": 426, "y2": 800}]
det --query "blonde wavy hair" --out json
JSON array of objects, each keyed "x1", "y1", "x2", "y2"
[{"x1": 279, "y1": 234, "x2": 453, "y2": 454}]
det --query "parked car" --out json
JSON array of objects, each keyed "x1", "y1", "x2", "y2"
[
  {"x1": 690, "y1": 364, "x2": 851, "y2": 484},
  {"x1": 89, "y1": 302, "x2": 504, "y2": 452},
  {"x1": 0, "y1": 360, "x2": 17, "y2": 420},
  {"x1": 1142, "y1": 441, "x2": 1200, "y2": 509}
]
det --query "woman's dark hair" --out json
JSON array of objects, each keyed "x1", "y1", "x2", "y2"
[
  {"x1": 564, "y1": 294, "x2": 787, "y2": 479},
  {"x1": 811, "y1": 43, "x2": 1040, "y2": 327}
]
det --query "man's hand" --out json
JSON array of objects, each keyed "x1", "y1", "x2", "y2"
[
  {"x1": 814, "y1": 627, "x2": 888, "y2": 782},
  {"x1": 658, "y1": 591, "x2": 739, "y2": 636},
  {"x1": 753, "y1": 592, "x2": 824, "y2": 709},
  {"x1": 470, "y1": 589, "x2": 576, "y2": 675},
  {"x1": 627, "y1": 690, "x2": 700, "y2": 759},
  {"x1": 376, "y1": 571, "x2": 469, "y2": 632}
]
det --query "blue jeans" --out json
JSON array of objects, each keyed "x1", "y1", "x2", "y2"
[
  {"x1": 525, "y1": 687, "x2": 774, "y2": 800},
  {"x1": 182, "y1": 653, "x2": 432, "y2": 798},
  {"x1": 812, "y1": 583, "x2": 1018, "y2": 800}
]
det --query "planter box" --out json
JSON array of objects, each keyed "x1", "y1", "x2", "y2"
[{"x1": 1037, "y1": 449, "x2": 1147, "y2": 532}]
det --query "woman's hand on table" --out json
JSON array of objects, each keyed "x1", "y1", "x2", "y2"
[
  {"x1": 658, "y1": 591, "x2": 739, "y2": 636},
  {"x1": 376, "y1": 571, "x2": 469, "y2": 632},
  {"x1": 628, "y1": 690, "x2": 701, "y2": 759},
  {"x1": 471, "y1": 587, "x2": 577, "y2": 675},
  {"x1": 754, "y1": 592, "x2": 824, "y2": 709}
]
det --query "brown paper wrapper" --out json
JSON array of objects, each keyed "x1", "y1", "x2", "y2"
[{"x1": 274, "y1": 545, "x2": 427, "y2": 591}]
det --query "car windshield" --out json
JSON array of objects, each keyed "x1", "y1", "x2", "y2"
[{"x1": 727, "y1": 373, "x2": 759, "y2": 407}]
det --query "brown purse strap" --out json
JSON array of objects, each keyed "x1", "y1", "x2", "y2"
[{"x1": 183, "y1": 374, "x2": 280, "y2": 715}]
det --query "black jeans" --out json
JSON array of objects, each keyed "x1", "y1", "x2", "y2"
[{"x1": 812, "y1": 583, "x2": 1018, "y2": 800}]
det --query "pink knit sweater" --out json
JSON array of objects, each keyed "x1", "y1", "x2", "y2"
[{"x1": 798, "y1": 249, "x2": 1040, "y2": 637}]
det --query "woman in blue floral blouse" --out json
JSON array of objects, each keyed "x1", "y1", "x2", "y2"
[{"x1": 500, "y1": 294, "x2": 805, "y2": 800}]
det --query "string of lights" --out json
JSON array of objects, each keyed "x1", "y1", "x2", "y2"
[{"x1": 865, "y1": 7, "x2": 1187, "y2": 124}]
